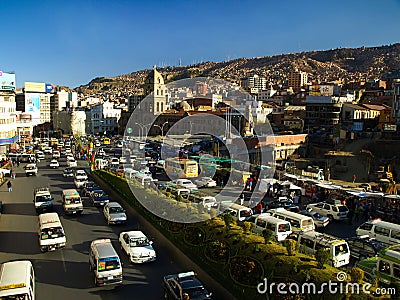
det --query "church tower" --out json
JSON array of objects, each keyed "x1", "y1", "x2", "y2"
[{"x1": 143, "y1": 65, "x2": 167, "y2": 115}]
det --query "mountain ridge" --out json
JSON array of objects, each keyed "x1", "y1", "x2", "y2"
[{"x1": 75, "y1": 43, "x2": 400, "y2": 94}]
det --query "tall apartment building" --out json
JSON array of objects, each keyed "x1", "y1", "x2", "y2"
[
  {"x1": 287, "y1": 71, "x2": 308, "y2": 90},
  {"x1": 0, "y1": 71, "x2": 17, "y2": 153},
  {"x1": 241, "y1": 74, "x2": 267, "y2": 91}
]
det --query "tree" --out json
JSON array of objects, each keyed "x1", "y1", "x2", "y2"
[
  {"x1": 223, "y1": 213, "x2": 235, "y2": 228},
  {"x1": 262, "y1": 229, "x2": 274, "y2": 244},
  {"x1": 285, "y1": 239, "x2": 296, "y2": 256},
  {"x1": 349, "y1": 268, "x2": 364, "y2": 284},
  {"x1": 315, "y1": 249, "x2": 330, "y2": 269},
  {"x1": 242, "y1": 222, "x2": 253, "y2": 234}
]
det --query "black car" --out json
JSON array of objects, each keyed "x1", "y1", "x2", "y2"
[
  {"x1": 265, "y1": 199, "x2": 300, "y2": 212},
  {"x1": 163, "y1": 271, "x2": 212, "y2": 300},
  {"x1": 82, "y1": 181, "x2": 99, "y2": 197},
  {"x1": 89, "y1": 189, "x2": 110, "y2": 206},
  {"x1": 347, "y1": 236, "x2": 386, "y2": 260}
]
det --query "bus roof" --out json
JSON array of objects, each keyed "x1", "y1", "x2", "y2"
[
  {"x1": 62, "y1": 189, "x2": 80, "y2": 197},
  {"x1": 0, "y1": 260, "x2": 32, "y2": 296}
]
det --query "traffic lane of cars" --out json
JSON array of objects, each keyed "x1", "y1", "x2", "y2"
[
  {"x1": 0, "y1": 157, "x2": 179, "y2": 299},
  {"x1": 91, "y1": 171, "x2": 237, "y2": 300}
]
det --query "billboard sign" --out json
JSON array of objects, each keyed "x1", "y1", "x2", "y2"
[
  {"x1": 25, "y1": 82, "x2": 45, "y2": 93},
  {"x1": 25, "y1": 93, "x2": 41, "y2": 120},
  {"x1": 0, "y1": 72, "x2": 16, "y2": 91},
  {"x1": 45, "y1": 83, "x2": 55, "y2": 93}
]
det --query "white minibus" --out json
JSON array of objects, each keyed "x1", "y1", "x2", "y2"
[
  {"x1": 297, "y1": 231, "x2": 350, "y2": 268},
  {"x1": 218, "y1": 202, "x2": 253, "y2": 222},
  {"x1": 268, "y1": 208, "x2": 315, "y2": 232},
  {"x1": 38, "y1": 212, "x2": 66, "y2": 252},
  {"x1": 0, "y1": 260, "x2": 35, "y2": 300},
  {"x1": 356, "y1": 219, "x2": 400, "y2": 245},
  {"x1": 252, "y1": 213, "x2": 292, "y2": 241}
]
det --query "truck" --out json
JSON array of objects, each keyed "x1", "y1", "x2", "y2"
[{"x1": 33, "y1": 187, "x2": 53, "y2": 214}]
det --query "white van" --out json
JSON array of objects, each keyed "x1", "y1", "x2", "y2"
[
  {"x1": 297, "y1": 231, "x2": 350, "y2": 268},
  {"x1": 252, "y1": 214, "x2": 292, "y2": 242},
  {"x1": 0, "y1": 260, "x2": 35, "y2": 300},
  {"x1": 268, "y1": 208, "x2": 315, "y2": 232},
  {"x1": 38, "y1": 212, "x2": 66, "y2": 252},
  {"x1": 62, "y1": 189, "x2": 83, "y2": 215},
  {"x1": 218, "y1": 202, "x2": 253, "y2": 222},
  {"x1": 356, "y1": 219, "x2": 400, "y2": 245},
  {"x1": 132, "y1": 172, "x2": 153, "y2": 186},
  {"x1": 89, "y1": 239, "x2": 123, "y2": 286}
]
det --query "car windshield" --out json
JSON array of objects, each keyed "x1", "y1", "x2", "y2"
[
  {"x1": 65, "y1": 196, "x2": 81, "y2": 204},
  {"x1": 86, "y1": 182, "x2": 96, "y2": 188},
  {"x1": 36, "y1": 195, "x2": 51, "y2": 202},
  {"x1": 129, "y1": 237, "x2": 150, "y2": 247},
  {"x1": 278, "y1": 223, "x2": 291, "y2": 232},
  {"x1": 98, "y1": 257, "x2": 120, "y2": 272},
  {"x1": 334, "y1": 243, "x2": 349, "y2": 256},
  {"x1": 109, "y1": 207, "x2": 124, "y2": 214},
  {"x1": 338, "y1": 206, "x2": 348, "y2": 212},
  {"x1": 93, "y1": 191, "x2": 106, "y2": 198},
  {"x1": 41, "y1": 227, "x2": 65, "y2": 240},
  {"x1": 312, "y1": 212, "x2": 324, "y2": 219}
]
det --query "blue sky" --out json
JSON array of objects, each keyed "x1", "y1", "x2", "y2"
[{"x1": 1, "y1": 0, "x2": 400, "y2": 88}]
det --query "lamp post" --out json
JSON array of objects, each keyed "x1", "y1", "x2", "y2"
[{"x1": 154, "y1": 121, "x2": 169, "y2": 136}]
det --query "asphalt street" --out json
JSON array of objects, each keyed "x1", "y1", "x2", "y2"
[{"x1": 0, "y1": 157, "x2": 210, "y2": 300}]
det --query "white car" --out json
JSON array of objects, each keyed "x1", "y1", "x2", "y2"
[
  {"x1": 194, "y1": 177, "x2": 217, "y2": 188},
  {"x1": 306, "y1": 201, "x2": 349, "y2": 221},
  {"x1": 24, "y1": 163, "x2": 38, "y2": 176},
  {"x1": 52, "y1": 151, "x2": 60, "y2": 159},
  {"x1": 74, "y1": 169, "x2": 88, "y2": 181},
  {"x1": 109, "y1": 157, "x2": 119, "y2": 166},
  {"x1": 173, "y1": 179, "x2": 198, "y2": 191},
  {"x1": 103, "y1": 202, "x2": 127, "y2": 225},
  {"x1": 119, "y1": 231, "x2": 156, "y2": 263},
  {"x1": 49, "y1": 159, "x2": 59, "y2": 169},
  {"x1": 74, "y1": 177, "x2": 87, "y2": 189},
  {"x1": 66, "y1": 156, "x2": 77, "y2": 167}
]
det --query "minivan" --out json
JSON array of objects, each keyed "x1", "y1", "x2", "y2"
[
  {"x1": 252, "y1": 213, "x2": 292, "y2": 241},
  {"x1": 218, "y1": 202, "x2": 253, "y2": 222},
  {"x1": 356, "y1": 219, "x2": 400, "y2": 245},
  {"x1": 89, "y1": 239, "x2": 123, "y2": 286}
]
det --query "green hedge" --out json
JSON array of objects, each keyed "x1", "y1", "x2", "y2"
[{"x1": 94, "y1": 170, "x2": 378, "y2": 300}]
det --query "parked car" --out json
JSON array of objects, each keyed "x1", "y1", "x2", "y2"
[
  {"x1": 103, "y1": 202, "x2": 127, "y2": 225},
  {"x1": 49, "y1": 159, "x2": 59, "y2": 169},
  {"x1": 194, "y1": 177, "x2": 217, "y2": 188},
  {"x1": 299, "y1": 209, "x2": 329, "y2": 228},
  {"x1": 266, "y1": 199, "x2": 300, "y2": 212},
  {"x1": 306, "y1": 201, "x2": 349, "y2": 221},
  {"x1": 347, "y1": 235, "x2": 386, "y2": 260}
]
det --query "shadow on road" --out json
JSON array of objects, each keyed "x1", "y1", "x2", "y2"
[
  {"x1": 1, "y1": 203, "x2": 36, "y2": 216},
  {"x1": 0, "y1": 231, "x2": 39, "y2": 255}
]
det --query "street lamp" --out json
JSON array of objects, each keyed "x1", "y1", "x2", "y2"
[{"x1": 154, "y1": 121, "x2": 169, "y2": 136}]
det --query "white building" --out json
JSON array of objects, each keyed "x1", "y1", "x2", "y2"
[
  {"x1": 55, "y1": 90, "x2": 78, "y2": 110},
  {"x1": 0, "y1": 91, "x2": 17, "y2": 153},
  {"x1": 241, "y1": 74, "x2": 267, "y2": 91},
  {"x1": 71, "y1": 110, "x2": 86, "y2": 136},
  {"x1": 85, "y1": 102, "x2": 121, "y2": 135}
]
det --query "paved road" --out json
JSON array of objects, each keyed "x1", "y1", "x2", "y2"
[{"x1": 0, "y1": 156, "x2": 211, "y2": 299}]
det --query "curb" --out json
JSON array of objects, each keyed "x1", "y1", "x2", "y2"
[{"x1": 90, "y1": 171, "x2": 238, "y2": 300}]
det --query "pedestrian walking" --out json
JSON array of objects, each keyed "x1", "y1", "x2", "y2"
[
  {"x1": 7, "y1": 180, "x2": 12, "y2": 192},
  {"x1": 11, "y1": 171, "x2": 15, "y2": 180},
  {"x1": 239, "y1": 193, "x2": 245, "y2": 206},
  {"x1": 352, "y1": 174, "x2": 357, "y2": 183}
]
